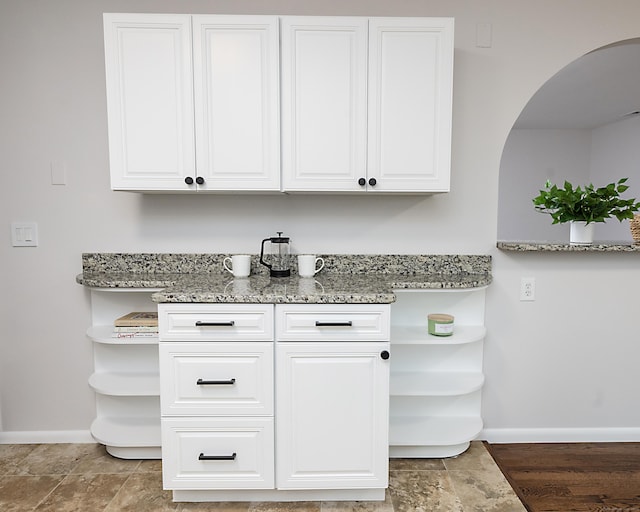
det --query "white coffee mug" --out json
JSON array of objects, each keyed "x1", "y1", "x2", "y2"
[
  {"x1": 298, "y1": 254, "x2": 324, "y2": 277},
  {"x1": 223, "y1": 254, "x2": 251, "y2": 278}
]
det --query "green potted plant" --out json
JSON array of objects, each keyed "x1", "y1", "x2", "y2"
[{"x1": 532, "y1": 178, "x2": 640, "y2": 244}]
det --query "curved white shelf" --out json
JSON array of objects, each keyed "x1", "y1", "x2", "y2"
[
  {"x1": 89, "y1": 372, "x2": 160, "y2": 396},
  {"x1": 87, "y1": 325, "x2": 158, "y2": 345},
  {"x1": 391, "y1": 324, "x2": 485, "y2": 345},
  {"x1": 91, "y1": 416, "x2": 161, "y2": 448},
  {"x1": 390, "y1": 371, "x2": 484, "y2": 396},
  {"x1": 389, "y1": 415, "x2": 483, "y2": 447}
]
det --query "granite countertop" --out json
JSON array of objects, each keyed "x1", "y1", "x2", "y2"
[
  {"x1": 497, "y1": 241, "x2": 640, "y2": 252},
  {"x1": 77, "y1": 253, "x2": 492, "y2": 304}
]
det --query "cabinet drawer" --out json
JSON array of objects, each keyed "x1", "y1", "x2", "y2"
[
  {"x1": 162, "y1": 417, "x2": 274, "y2": 489},
  {"x1": 275, "y1": 304, "x2": 390, "y2": 341},
  {"x1": 159, "y1": 304, "x2": 274, "y2": 342},
  {"x1": 160, "y1": 343, "x2": 273, "y2": 416}
]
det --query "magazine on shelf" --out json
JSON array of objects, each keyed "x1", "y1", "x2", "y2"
[
  {"x1": 113, "y1": 325, "x2": 158, "y2": 333},
  {"x1": 111, "y1": 331, "x2": 157, "y2": 339},
  {"x1": 114, "y1": 311, "x2": 158, "y2": 327}
]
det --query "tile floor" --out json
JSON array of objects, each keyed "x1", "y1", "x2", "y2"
[{"x1": 0, "y1": 442, "x2": 525, "y2": 511}]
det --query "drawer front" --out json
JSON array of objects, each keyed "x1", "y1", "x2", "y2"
[
  {"x1": 275, "y1": 304, "x2": 391, "y2": 341},
  {"x1": 160, "y1": 343, "x2": 273, "y2": 416},
  {"x1": 159, "y1": 304, "x2": 274, "y2": 342},
  {"x1": 162, "y1": 417, "x2": 274, "y2": 490}
]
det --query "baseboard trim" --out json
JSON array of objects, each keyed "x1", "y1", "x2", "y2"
[
  {"x1": 0, "y1": 430, "x2": 94, "y2": 444},
  {"x1": 481, "y1": 427, "x2": 640, "y2": 443},
  {"x1": 2, "y1": 427, "x2": 638, "y2": 446}
]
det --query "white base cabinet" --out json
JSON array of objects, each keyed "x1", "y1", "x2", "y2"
[
  {"x1": 276, "y1": 342, "x2": 389, "y2": 490},
  {"x1": 389, "y1": 287, "x2": 486, "y2": 458},
  {"x1": 87, "y1": 289, "x2": 161, "y2": 459},
  {"x1": 158, "y1": 303, "x2": 390, "y2": 502}
]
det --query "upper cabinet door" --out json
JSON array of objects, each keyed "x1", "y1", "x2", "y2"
[
  {"x1": 104, "y1": 14, "x2": 195, "y2": 191},
  {"x1": 281, "y1": 17, "x2": 368, "y2": 192},
  {"x1": 193, "y1": 16, "x2": 280, "y2": 191},
  {"x1": 368, "y1": 18, "x2": 454, "y2": 192}
]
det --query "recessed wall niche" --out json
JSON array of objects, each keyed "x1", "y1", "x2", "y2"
[{"x1": 497, "y1": 38, "x2": 640, "y2": 243}]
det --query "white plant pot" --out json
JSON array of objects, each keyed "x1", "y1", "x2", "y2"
[{"x1": 569, "y1": 221, "x2": 594, "y2": 245}]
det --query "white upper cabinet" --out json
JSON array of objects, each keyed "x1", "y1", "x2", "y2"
[
  {"x1": 104, "y1": 14, "x2": 453, "y2": 193},
  {"x1": 281, "y1": 16, "x2": 454, "y2": 193},
  {"x1": 368, "y1": 18, "x2": 454, "y2": 193},
  {"x1": 104, "y1": 14, "x2": 195, "y2": 191},
  {"x1": 280, "y1": 17, "x2": 368, "y2": 192},
  {"x1": 104, "y1": 14, "x2": 280, "y2": 192},
  {"x1": 192, "y1": 16, "x2": 280, "y2": 191}
]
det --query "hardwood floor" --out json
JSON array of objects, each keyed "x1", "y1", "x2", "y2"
[{"x1": 485, "y1": 442, "x2": 640, "y2": 512}]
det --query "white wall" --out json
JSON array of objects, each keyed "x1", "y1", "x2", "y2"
[
  {"x1": 498, "y1": 129, "x2": 593, "y2": 241},
  {"x1": 591, "y1": 115, "x2": 640, "y2": 240},
  {"x1": 2, "y1": 0, "x2": 640, "y2": 443}
]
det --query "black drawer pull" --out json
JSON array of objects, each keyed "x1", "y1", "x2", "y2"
[
  {"x1": 195, "y1": 320, "x2": 235, "y2": 327},
  {"x1": 315, "y1": 321, "x2": 353, "y2": 327},
  {"x1": 196, "y1": 378, "x2": 236, "y2": 385},
  {"x1": 199, "y1": 452, "x2": 237, "y2": 461}
]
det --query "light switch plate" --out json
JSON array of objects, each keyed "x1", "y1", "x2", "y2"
[
  {"x1": 11, "y1": 222, "x2": 38, "y2": 247},
  {"x1": 476, "y1": 23, "x2": 492, "y2": 48},
  {"x1": 51, "y1": 161, "x2": 67, "y2": 185}
]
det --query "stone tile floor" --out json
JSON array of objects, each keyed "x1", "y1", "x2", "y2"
[{"x1": 0, "y1": 441, "x2": 525, "y2": 511}]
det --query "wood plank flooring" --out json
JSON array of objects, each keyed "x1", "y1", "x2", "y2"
[{"x1": 485, "y1": 442, "x2": 640, "y2": 512}]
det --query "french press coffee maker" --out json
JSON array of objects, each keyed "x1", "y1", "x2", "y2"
[{"x1": 259, "y1": 232, "x2": 291, "y2": 277}]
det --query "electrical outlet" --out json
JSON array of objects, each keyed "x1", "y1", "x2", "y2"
[{"x1": 520, "y1": 277, "x2": 535, "y2": 301}]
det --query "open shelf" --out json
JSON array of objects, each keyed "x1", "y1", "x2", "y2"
[
  {"x1": 391, "y1": 324, "x2": 485, "y2": 345},
  {"x1": 91, "y1": 416, "x2": 161, "y2": 446},
  {"x1": 89, "y1": 372, "x2": 159, "y2": 396},
  {"x1": 389, "y1": 415, "x2": 483, "y2": 447},
  {"x1": 88, "y1": 288, "x2": 161, "y2": 459},
  {"x1": 390, "y1": 371, "x2": 484, "y2": 396},
  {"x1": 389, "y1": 286, "x2": 486, "y2": 458}
]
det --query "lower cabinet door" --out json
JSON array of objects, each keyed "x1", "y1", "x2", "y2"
[
  {"x1": 162, "y1": 417, "x2": 274, "y2": 489},
  {"x1": 275, "y1": 342, "x2": 390, "y2": 489}
]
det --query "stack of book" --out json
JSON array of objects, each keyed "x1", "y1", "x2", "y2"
[{"x1": 112, "y1": 311, "x2": 158, "y2": 339}]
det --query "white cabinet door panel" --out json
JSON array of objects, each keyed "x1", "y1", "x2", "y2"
[
  {"x1": 193, "y1": 16, "x2": 280, "y2": 190},
  {"x1": 368, "y1": 18, "x2": 454, "y2": 192},
  {"x1": 281, "y1": 17, "x2": 368, "y2": 191},
  {"x1": 104, "y1": 14, "x2": 195, "y2": 190},
  {"x1": 276, "y1": 342, "x2": 389, "y2": 489}
]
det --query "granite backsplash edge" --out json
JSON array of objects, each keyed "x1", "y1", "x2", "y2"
[{"x1": 81, "y1": 253, "x2": 491, "y2": 276}]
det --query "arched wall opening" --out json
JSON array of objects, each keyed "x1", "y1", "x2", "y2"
[{"x1": 497, "y1": 38, "x2": 640, "y2": 243}]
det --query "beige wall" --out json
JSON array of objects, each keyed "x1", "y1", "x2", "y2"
[{"x1": 2, "y1": 0, "x2": 639, "y2": 442}]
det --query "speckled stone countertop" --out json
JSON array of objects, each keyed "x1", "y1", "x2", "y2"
[
  {"x1": 497, "y1": 241, "x2": 640, "y2": 252},
  {"x1": 77, "y1": 253, "x2": 492, "y2": 304}
]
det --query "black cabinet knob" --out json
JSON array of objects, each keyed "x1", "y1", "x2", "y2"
[
  {"x1": 358, "y1": 177, "x2": 366, "y2": 186},
  {"x1": 196, "y1": 176, "x2": 205, "y2": 185},
  {"x1": 380, "y1": 350, "x2": 390, "y2": 360},
  {"x1": 184, "y1": 176, "x2": 194, "y2": 185},
  {"x1": 369, "y1": 177, "x2": 377, "y2": 186}
]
